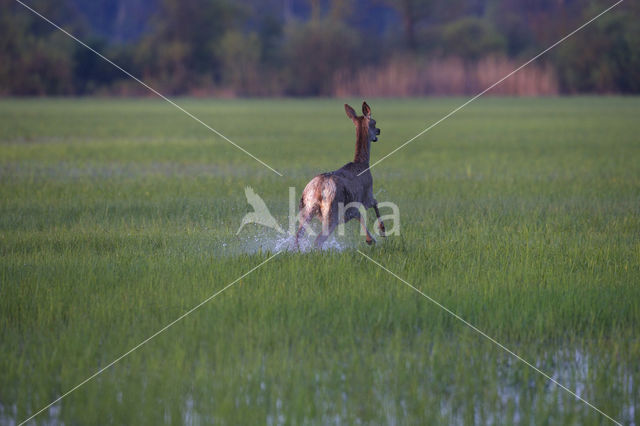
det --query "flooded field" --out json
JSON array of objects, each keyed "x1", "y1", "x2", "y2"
[{"x1": 1, "y1": 98, "x2": 638, "y2": 424}]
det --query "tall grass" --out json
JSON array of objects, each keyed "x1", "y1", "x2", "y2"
[
  {"x1": 333, "y1": 56, "x2": 558, "y2": 97},
  {"x1": 0, "y1": 97, "x2": 638, "y2": 424}
]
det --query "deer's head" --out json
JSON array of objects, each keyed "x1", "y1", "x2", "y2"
[{"x1": 345, "y1": 102, "x2": 381, "y2": 143}]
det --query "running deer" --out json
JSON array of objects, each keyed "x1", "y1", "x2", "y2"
[{"x1": 296, "y1": 101, "x2": 385, "y2": 248}]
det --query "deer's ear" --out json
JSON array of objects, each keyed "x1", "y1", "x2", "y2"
[
  {"x1": 345, "y1": 104, "x2": 357, "y2": 121},
  {"x1": 362, "y1": 102, "x2": 371, "y2": 117}
]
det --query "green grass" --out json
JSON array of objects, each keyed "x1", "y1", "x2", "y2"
[{"x1": 1, "y1": 97, "x2": 639, "y2": 424}]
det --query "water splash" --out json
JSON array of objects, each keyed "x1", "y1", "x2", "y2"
[
  {"x1": 273, "y1": 232, "x2": 347, "y2": 253},
  {"x1": 232, "y1": 227, "x2": 352, "y2": 255}
]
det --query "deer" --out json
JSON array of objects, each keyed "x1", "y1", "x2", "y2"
[{"x1": 296, "y1": 101, "x2": 385, "y2": 249}]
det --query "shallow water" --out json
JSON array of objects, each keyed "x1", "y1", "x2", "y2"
[
  {"x1": 160, "y1": 348, "x2": 635, "y2": 425},
  {"x1": 230, "y1": 222, "x2": 362, "y2": 255}
]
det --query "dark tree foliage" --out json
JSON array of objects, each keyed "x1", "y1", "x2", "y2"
[
  {"x1": 0, "y1": 0, "x2": 82, "y2": 95},
  {"x1": 283, "y1": 19, "x2": 361, "y2": 95},
  {"x1": 381, "y1": 0, "x2": 434, "y2": 49},
  {"x1": 2, "y1": 0, "x2": 639, "y2": 95},
  {"x1": 441, "y1": 17, "x2": 506, "y2": 61},
  {"x1": 555, "y1": 7, "x2": 640, "y2": 93}
]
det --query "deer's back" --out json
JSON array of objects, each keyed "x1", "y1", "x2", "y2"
[
  {"x1": 327, "y1": 162, "x2": 372, "y2": 205},
  {"x1": 301, "y1": 161, "x2": 373, "y2": 212}
]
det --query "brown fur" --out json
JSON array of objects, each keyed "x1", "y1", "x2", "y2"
[{"x1": 296, "y1": 101, "x2": 386, "y2": 248}]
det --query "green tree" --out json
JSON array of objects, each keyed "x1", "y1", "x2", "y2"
[
  {"x1": 283, "y1": 19, "x2": 361, "y2": 95},
  {"x1": 137, "y1": 0, "x2": 241, "y2": 92},
  {"x1": 555, "y1": 7, "x2": 640, "y2": 93},
  {"x1": 218, "y1": 31, "x2": 262, "y2": 95},
  {"x1": 0, "y1": 0, "x2": 82, "y2": 95},
  {"x1": 382, "y1": 0, "x2": 433, "y2": 49},
  {"x1": 441, "y1": 17, "x2": 506, "y2": 61}
]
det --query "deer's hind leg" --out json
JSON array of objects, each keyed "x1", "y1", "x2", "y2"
[
  {"x1": 315, "y1": 216, "x2": 338, "y2": 248},
  {"x1": 295, "y1": 207, "x2": 316, "y2": 249},
  {"x1": 314, "y1": 200, "x2": 339, "y2": 249}
]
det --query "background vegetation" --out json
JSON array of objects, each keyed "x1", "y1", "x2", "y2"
[
  {"x1": 1, "y1": 97, "x2": 638, "y2": 423},
  {"x1": 1, "y1": 0, "x2": 639, "y2": 96}
]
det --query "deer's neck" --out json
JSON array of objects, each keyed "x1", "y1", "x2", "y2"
[{"x1": 353, "y1": 124, "x2": 370, "y2": 163}]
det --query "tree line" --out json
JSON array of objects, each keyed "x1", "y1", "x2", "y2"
[{"x1": 1, "y1": 0, "x2": 639, "y2": 96}]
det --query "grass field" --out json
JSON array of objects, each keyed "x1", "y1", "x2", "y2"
[{"x1": 1, "y1": 97, "x2": 639, "y2": 424}]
